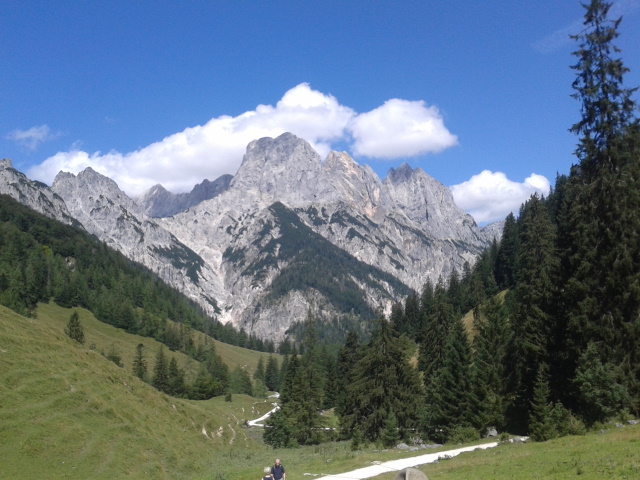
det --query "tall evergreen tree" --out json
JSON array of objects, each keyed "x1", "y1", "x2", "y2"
[
  {"x1": 472, "y1": 295, "x2": 512, "y2": 431},
  {"x1": 418, "y1": 283, "x2": 454, "y2": 379},
  {"x1": 336, "y1": 330, "x2": 362, "y2": 427},
  {"x1": 264, "y1": 355, "x2": 280, "y2": 392},
  {"x1": 152, "y1": 346, "x2": 170, "y2": 393},
  {"x1": 132, "y1": 343, "x2": 147, "y2": 380},
  {"x1": 509, "y1": 195, "x2": 559, "y2": 429},
  {"x1": 64, "y1": 310, "x2": 85, "y2": 345},
  {"x1": 559, "y1": 0, "x2": 640, "y2": 415},
  {"x1": 343, "y1": 318, "x2": 423, "y2": 443},
  {"x1": 494, "y1": 213, "x2": 518, "y2": 289},
  {"x1": 423, "y1": 316, "x2": 474, "y2": 442},
  {"x1": 570, "y1": 0, "x2": 638, "y2": 179},
  {"x1": 254, "y1": 356, "x2": 266, "y2": 384}
]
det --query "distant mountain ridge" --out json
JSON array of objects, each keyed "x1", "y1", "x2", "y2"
[{"x1": 1, "y1": 134, "x2": 502, "y2": 342}]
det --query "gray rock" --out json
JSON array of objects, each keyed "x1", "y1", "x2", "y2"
[
  {"x1": 394, "y1": 468, "x2": 428, "y2": 480},
  {"x1": 1, "y1": 133, "x2": 501, "y2": 342},
  {"x1": 486, "y1": 427, "x2": 498, "y2": 437},
  {"x1": 0, "y1": 160, "x2": 82, "y2": 228},
  {"x1": 137, "y1": 175, "x2": 232, "y2": 218}
]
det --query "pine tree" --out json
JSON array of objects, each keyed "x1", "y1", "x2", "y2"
[
  {"x1": 152, "y1": 346, "x2": 170, "y2": 393},
  {"x1": 529, "y1": 364, "x2": 555, "y2": 442},
  {"x1": 558, "y1": 0, "x2": 640, "y2": 415},
  {"x1": 423, "y1": 316, "x2": 474, "y2": 442},
  {"x1": 132, "y1": 343, "x2": 147, "y2": 380},
  {"x1": 472, "y1": 295, "x2": 512, "y2": 431},
  {"x1": 264, "y1": 355, "x2": 280, "y2": 392},
  {"x1": 336, "y1": 331, "x2": 361, "y2": 426},
  {"x1": 510, "y1": 195, "x2": 559, "y2": 427},
  {"x1": 65, "y1": 310, "x2": 85, "y2": 344},
  {"x1": 573, "y1": 343, "x2": 628, "y2": 425},
  {"x1": 254, "y1": 356, "x2": 266, "y2": 384},
  {"x1": 343, "y1": 318, "x2": 423, "y2": 443},
  {"x1": 167, "y1": 356, "x2": 185, "y2": 396},
  {"x1": 570, "y1": 0, "x2": 638, "y2": 179},
  {"x1": 494, "y1": 213, "x2": 518, "y2": 289},
  {"x1": 418, "y1": 283, "x2": 454, "y2": 379}
]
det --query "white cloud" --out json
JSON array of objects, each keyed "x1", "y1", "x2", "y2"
[
  {"x1": 451, "y1": 170, "x2": 551, "y2": 225},
  {"x1": 6, "y1": 124, "x2": 61, "y2": 151},
  {"x1": 350, "y1": 99, "x2": 458, "y2": 158},
  {"x1": 27, "y1": 83, "x2": 458, "y2": 197}
]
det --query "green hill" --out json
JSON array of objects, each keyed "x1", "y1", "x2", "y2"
[{"x1": 0, "y1": 303, "x2": 278, "y2": 479}]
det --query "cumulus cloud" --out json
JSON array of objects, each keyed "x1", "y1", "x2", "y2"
[
  {"x1": 350, "y1": 99, "x2": 458, "y2": 158},
  {"x1": 6, "y1": 124, "x2": 61, "y2": 151},
  {"x1": 27, "y1": 83, "x2": 457, "y2": 196},
  {"x1": 451, "y1": 170, "x2": 551, "y2": 225}
]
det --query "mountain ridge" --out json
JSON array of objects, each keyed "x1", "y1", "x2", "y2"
[{"x1": 1, "y1": 134, "x2": 502, "y2": 342}]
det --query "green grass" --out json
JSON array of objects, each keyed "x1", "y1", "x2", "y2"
[
  {"x1": 372, "y1": 426, "x2": 640, "y2": 480},
  {"x1": 2, "y1": 302, "x2": 639, "y2": 480},
  {"x1": 0, "y1": 303, "x2": 279, "y2": 479}
]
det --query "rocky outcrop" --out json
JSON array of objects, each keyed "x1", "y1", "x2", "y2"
[
  {"x1": 137, "y1": 175, "x2": 232, "y2": 218},
  {"x1": 0, "y1": 158, "x2": 81, "y2": 228},
  {"x1": 51, "y1": 167, "x2": 222, "y2": 316}
]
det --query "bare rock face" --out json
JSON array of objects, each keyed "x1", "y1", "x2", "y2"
[
  {"x1": 160, "y1": 133, "x2": 498, "y2": 341},
  {"x1": 0, "y1": 159, "x2": 81, "y2": 228},
  {"x1": 137, "y1": 175, "x2": 232, "y2": 218},
  {"x1": 1, "y1": 134, "x2": 503, "y2": 343},
  {"x1": 50, "y1": 168, "x2": 222, "y2": 317}
]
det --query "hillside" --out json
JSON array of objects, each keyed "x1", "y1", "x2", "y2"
[{"x1": 0, "y1": 303, "x2": 278, "y2": 479}]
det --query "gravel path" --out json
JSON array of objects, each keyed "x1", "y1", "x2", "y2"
[{"x1": 311, "y1": 442, "x2": 500, "y2": 480}]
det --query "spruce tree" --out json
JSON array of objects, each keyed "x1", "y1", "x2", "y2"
[
  {"x1": 559, "y1": 0, "x2": 640, "y2": 414},
  {"x1": 254, "y1": 356, "x2": 266, "y2": 384},
  {"x1": 336, "y1": 331, "x2": 361, "y2": 428},
  {"x1": 573, "y1": 343, "x2": 628, "y2": 425},
  {"x1": 494, "y1": 213, "x2": 518, "y2": 289},
  {"x1": 529, "y1": 363, "x2": 555, "y2": 442},
  {"x1": 65, "y1": 310, "x2": 85, "y2": 345},
  {"x1": 343, "y1": 318, "x2": 423, "y2": 443},
  {"x1": 264, "y1": 355, "x2": 280, "y2": 392},
  {"x1": 423, "y1": 316, "x2": 474, "y2": 442},
  {"x1": 418, "y1": 283, "x2": 454, "y2": 379},
  {"x1": 152, "y1": 346, "x2": 170, "y2": 393},
  {"x1": 570, "y1": 0, "x2": 638, "y2": 179},
  {"x1": 510, "y1": 195, "x2": 559, "y2": 427},
  {"x1": 132, "y1": 343, "x2": 147, "y2": 380},
  {"x1": 472, "y1": 295, "x2": 512, "y2": 431}
]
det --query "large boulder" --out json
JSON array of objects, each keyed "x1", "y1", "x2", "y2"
[{"x1": 394, "y1": 467, "x2": 428, "y2": 480}]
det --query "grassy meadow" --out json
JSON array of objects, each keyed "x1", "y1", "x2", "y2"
[{"x1": 2, "y1": 302, "x2": 639, "y2": 480}]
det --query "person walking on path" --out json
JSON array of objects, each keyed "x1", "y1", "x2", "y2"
[
  {"x1": 261, "y1": 467, "x2": 274, "y2": 480},
  {"x1": 271, "y1": 459, "x2": 286, "y2": 480}
]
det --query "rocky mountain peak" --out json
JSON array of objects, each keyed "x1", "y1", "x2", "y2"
[
  {"x1": 230, "y1": 132, "x2": 325, "y2": 206},
  {"x1": 386, "y1": 162, "x2": 415, "y2": 184}
]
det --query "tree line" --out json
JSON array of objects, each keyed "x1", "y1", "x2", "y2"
[
  {"x1": 0, "y1": 193, "x2": 278, "y2": 352},
  {"x1": 264, "y1": 0, "x2": 639, "y2": 447}
]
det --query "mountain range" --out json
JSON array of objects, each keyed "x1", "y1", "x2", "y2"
[{"x1": 1, "y1": 134, "x2": 502, "y2": 342}]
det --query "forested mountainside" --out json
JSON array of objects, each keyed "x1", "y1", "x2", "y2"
[
  {"x1": 265, "y1": 0, "x2": 640, "y2": 447},
  {"x1": 0, "y1": 193, "x2": 275, "y2": 352}
]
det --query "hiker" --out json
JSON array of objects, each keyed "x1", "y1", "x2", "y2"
[
  {"x1": 271, "y1": 458, "x2": 286, "y2": 480},
  {"x1": 261, "y1": 467, "x2": 274, "y2": 480}
]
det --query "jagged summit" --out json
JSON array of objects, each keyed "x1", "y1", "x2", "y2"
[
  {"x1": 1, "y1": 132, "x2": 501, "y2": 342},
  {"x1": 386, "y1": 162, "x2": 415, "y2": 183},
  {"x1": 137, "y1": 175, "x2": 232, "y2": 218}
]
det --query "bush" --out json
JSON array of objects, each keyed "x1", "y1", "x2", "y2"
[{"x1": 447, "y1": 426, "x2": 479, "y2": 444}]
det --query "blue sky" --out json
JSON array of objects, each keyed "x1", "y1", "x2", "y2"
[{"x1": 2, "y1": 1, "x2": 639, "y2": 224}]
